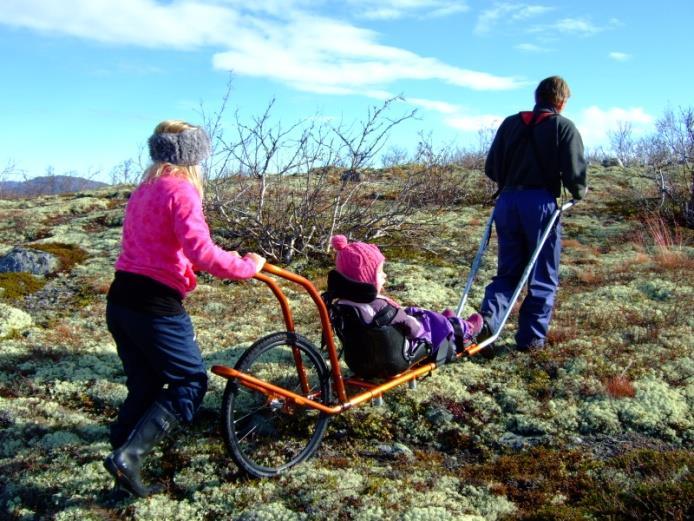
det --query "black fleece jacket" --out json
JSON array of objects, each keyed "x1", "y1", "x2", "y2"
[{"x1": 485, "y1": 103, "x2": 587, "y2": 200}]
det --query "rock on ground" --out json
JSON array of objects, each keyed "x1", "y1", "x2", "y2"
[{"x1": 0, "y1": 247, "x2": 59, "y2": 275}]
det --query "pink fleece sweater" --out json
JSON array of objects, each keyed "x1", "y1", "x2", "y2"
[{"x1": 115, "y1": 175, "x2": 257, "y2": 296}]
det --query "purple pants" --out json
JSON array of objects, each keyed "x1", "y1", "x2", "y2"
[{"x1": 404, "y1": 307, "x2": 466, "y2": 354}]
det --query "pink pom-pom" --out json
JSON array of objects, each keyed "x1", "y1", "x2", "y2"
[{"x1": 331, "y1": 235, "x2": 348, "y2": 251}]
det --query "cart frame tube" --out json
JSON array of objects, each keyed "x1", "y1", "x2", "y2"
[
  {"x1": 211, "y1": 264, "x2": 448, "y2": 412},
  {"x1": 211, "y1": 360, "x2": 438, "y2": 415}
]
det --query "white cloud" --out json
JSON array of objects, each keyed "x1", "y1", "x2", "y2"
[
  {"x1": 475, "y1": 3, "x2": 553, "y2": 34},
  {"x1": 609, "y1": 51, "x2": 631, "y2": 62},
  {"x1": 346, "y1": 0, "x2": 469, "y2": 20},
  {"x1": 515, "y1": 42, "x2": 550, "y2": 53},
  {"x1": 211, "y1": 12, "x2": 523, "y2": 93},
  {"x1": 553, "y1": 17, "x2": 601, "y2": 35},
  {"x1": 445, "y1": 114, "x2": 504, "y2": 132},
  {"x1": 529, "y1": 17, "x2": 607, "y2": 37},
  {"x1": 0, "y1": 0, "x2": 522, "y2": 97},
  {"x1": 475, "y1": 4, "x2": 516, "y2": 34},
  {"x1": 406, "y1": 97, "x2": 461, "y2": 114},
  {"x1": 512, "y1": 5, "x2": 554, "y2": 20},
  {"x1": 0, "y1": 0, "x2": 239, "y2": 48},
  {"x1": 575, "y1": 106, "x2": 654, "y2": 147},
  {"x1": 429, "y1": 4, "x2": 470, "y2": 17}
]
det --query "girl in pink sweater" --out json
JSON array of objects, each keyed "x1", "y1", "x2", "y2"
[{"x1": 103, "y1": 120, "x2": 265, "y2": 499}]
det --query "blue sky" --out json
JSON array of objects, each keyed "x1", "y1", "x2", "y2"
[{"x1": 1, "y1": 0, "x2": 692, "y2": 182}]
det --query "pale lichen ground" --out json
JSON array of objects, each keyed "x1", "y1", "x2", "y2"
[{"x1": 0, "y1": 168, "x2": 692, "y2": 520}]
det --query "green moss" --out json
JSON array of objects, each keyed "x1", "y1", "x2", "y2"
[
  {"x1": 289, "y1": 254, "x2": 333, "y2": 284},
  {"x1": 0, "y1": 302, "x2": 33, "y2": 339},
  {"x1": 29, "y1": 243, "x2": 88, "y2": 273},
  {"x1": 616, "y1": 376, "x2": 691, "y2": 441},
  {"x1": 331, "y1": 408, "x2": 394, "y2": 441},
  {"x1": 577, "y1": 449, "x2": 694, "y2": 520},
  {"x1": 525, "y1": 369, "x2": 553, "y2": 401},
  {"x1": 456, "y1": 447, "x2": 693, "y2": 520},
  {"x1": 604, "y1": 198, "x2": 645, "y2": 219},
  {"x1": 69, "y1": 280, "x2": 104, "y2": 309},
  {"x1": 382, "y1": 233, "x2": 452, "y2": 268},
  {"x1": 458, "y1": 448, "x2": 593, "y2": 515},
  {"x1": 0, "y1": 272, "x2": 46, "y2": 301}
]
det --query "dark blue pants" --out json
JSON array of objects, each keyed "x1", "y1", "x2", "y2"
[
  {"x1": 480, "y1": 189, "x2": 561, "y2": 348},
  {"x1": 106, "y1": 301, "x2": 208, "y2": 448}
]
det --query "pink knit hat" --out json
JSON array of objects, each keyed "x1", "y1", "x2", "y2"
[{"x1": 331, "y1": 235, "x2": 385, "y2": 287}]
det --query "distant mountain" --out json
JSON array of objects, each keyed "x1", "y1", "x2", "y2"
[{"x1": 0, "y1": 175, "x2": 108, "y2": 197}]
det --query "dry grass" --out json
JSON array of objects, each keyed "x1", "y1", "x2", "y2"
[
  {"x1": 604, "y1": 376, "x2": 637, "y2": 399},
  {"x1": 575, "y1": 270, "x2": 604, "y2": 285},
  {"x1": 654, "y1": 250, "x2": 694, "y2": 270},
  {"x1": 643, "y1": 213, "x2": 683, "y2": 251}
]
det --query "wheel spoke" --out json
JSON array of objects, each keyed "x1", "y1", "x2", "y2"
[
  {"x1": 222, "y1": 332, "x2": 330, "y2": 477},
  {"x1": 233, "y1": 403, "x2": 269, "y2": 425},
  {"x1": 237, "y1": 421, "x2": 259, "y2": 442}
]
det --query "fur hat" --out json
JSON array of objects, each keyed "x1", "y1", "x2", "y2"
[
  {"x1": 148, "y1": 126, "x2": 211, "y2": 166},
  {"x1": 331, "y1": 235, "x2": 385, "y2": 287}
]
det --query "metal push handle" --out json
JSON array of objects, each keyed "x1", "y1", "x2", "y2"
[{"x1": 455, "y1": 212, "x2": 494, "y2": 316}]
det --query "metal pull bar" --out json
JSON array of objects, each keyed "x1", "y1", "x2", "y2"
[{"x1": 455, "y1": 212, "x2": 494, "y2": 316}]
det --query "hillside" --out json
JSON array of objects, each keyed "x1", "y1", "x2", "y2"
[
  {"x1": 0, "y1": 166, "x2": 692, "y2": 520},
  {"x1": 0, "y1": 175, "x2": 108, "y2": 197}
]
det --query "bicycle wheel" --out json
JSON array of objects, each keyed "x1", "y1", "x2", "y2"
[{"x1": 221, "y1": 331, "x2": 331, "y2": 477}]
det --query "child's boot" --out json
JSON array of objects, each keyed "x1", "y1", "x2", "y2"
[
  {"x1": 103, "y1": 401, "x2": 178, "y2": 498},
  {"x1": 465, "y1": 313, "x2": 483, "y2": 339},
  {"x1": 442, "y1": 308, "x2": 455, "y2": 319},
  {"x1": 448, "y1": 312, "x2": 483, "y2": 351}
]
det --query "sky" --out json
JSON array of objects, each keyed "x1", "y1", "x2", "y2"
[{"x1": 0, "y1": 0, "x2": 692, "y2": 183}]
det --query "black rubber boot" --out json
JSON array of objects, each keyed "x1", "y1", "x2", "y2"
[{"x1": 103, "y1": 402, "x2": 178, "y2": 498}]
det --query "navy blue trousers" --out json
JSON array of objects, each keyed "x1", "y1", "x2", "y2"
[
  {"x1": 106, "y1": 301, "x2": 208, "y2": 449},
  {"x1": 480, "y1": 189, "x2": 561, "y2": 347}
]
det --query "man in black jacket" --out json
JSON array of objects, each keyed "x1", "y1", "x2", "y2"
[{"x1": 481, "y1": 76, "x2": 587, "y2": 351}]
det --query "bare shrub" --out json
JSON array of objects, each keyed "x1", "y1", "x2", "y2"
[
  {"x1": 381, "y1": 145, "x2": 410, "y2": 168},
  {"x1": 0, "y1": 160, "x2": 17, "y2": 199},
  {"x1": 656, "y1": 106, "x2": 694, "y2": 163},
  {"x1": 208, "y1": 164, "x2": 441, "y2": 264},
  {"x1": 624, "y1": 106, "x2": 694, "y2": 227},
  {"x1": 109, "y1": 145, "x2": 147, "y2": 186},
  {"x1": 608, "y1": 121, "x2": 638, "y2": 166},
  {"x1": 202, "y1": 88, "x2": 454, "y2": 264},
  {"x1": 584, "y1": 145, "x2": 608, "y2": 165},
  {"x1": 409, "y1": 132, "x2": 492, "y2": 207},
  {"x1": 109, "y1": 158, "x2": 137, "y2": 186}
]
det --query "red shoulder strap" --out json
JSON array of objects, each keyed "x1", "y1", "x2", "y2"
[{"x1": 520, "y1": 111, "x2": 556, "y2": 125}]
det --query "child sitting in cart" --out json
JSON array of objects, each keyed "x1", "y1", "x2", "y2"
[{"x1": 327, "y1": 235, "x2": 482, "y2": 377}]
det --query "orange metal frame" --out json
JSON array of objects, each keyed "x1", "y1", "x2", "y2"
[{"x1": 211, "y1": 263, "x2": 482, "y2": 415}]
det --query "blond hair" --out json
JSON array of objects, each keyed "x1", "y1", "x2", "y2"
[
  {"x1": 534, "y1": 76, "x2": 571, "y2": 108},
  {"x1": 142, "y1": 120, "x2": 205, "y2": 197}
]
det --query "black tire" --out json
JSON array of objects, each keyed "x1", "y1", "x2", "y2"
[{"x1": 221, "y1": 331, "x2": 331, "y2": 477}]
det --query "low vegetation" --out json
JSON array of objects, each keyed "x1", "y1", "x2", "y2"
[{"x1": 0, "y1": 159, "x2": 691, "y2": 519}]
